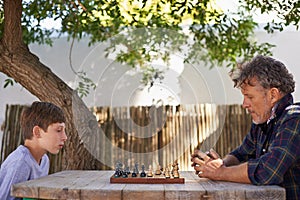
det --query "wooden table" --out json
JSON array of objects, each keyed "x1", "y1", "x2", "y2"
[{"x1": 11, "y1": 170, "x2": 286, "y2": 200}]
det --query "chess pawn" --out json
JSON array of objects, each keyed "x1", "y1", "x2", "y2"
[
  {"x1": 114, "y1": 169, "x2": 121, "y2": 178},
  {"x1": 155, "y1": 164, "x2": 161, "y2": 175},
  {"x1": 147, "y1": 165, "x2": 153, "y2": 177},
  {"x1": 125, "y1": 166, "x2": 131, "y2": 175},
  {"x1": 171, "y1": 160, "x2": 179, "y2": 175},
  {"x1": 173, "y1": 171, "x2": 179, "y2": 178},
  {"x1": 134, "y1": 162, "x2": 139, "y2": 174},
  {"x1": 131, "y1": 172, "x2": 137, "y2": 177},
  {"x1": 140, "y1": 164, "x2": 146, "y2": 177},
  {"x1": 114, "y1": 161, "x2": 123, "y2": 178},
  {"x1": 122, "y1": 172, "x2": 128, "y2": 178},
  {"x1": 165, "y1": 167, "x2": 170, "y2": 179},
  {"x1": 132, "y1": 167, "x2": 138, "y2": 177}
]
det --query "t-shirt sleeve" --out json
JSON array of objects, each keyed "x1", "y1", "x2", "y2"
[{"x1": 0, "y1": 157, "x2": 31, "y2": 200}]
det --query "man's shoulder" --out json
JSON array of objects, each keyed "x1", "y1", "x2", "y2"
[
  {"x1": 285, "y1": 103, "x2": 300, "y2": 115},
  {"x1": 278, "y1": 103, "x2": 300, "y2": 125}
]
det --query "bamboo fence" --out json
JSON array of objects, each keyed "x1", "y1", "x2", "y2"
[{"x1": 0, "y1": 104, "x2": 251, "y2": 172}]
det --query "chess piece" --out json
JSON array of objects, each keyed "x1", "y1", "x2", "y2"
[
  {"x1": 165, "y1": 167, "x2": 170, "y2": 179},
  {"x1": 173, "y1": 171, "x2": 179, "y2": 178},
  {"x1": 132, "y1": 163, "x2": 138, "y2": 177},
  {"x1": 140, "y1": 164, "x2": 146, "y2": 177},
  {"x1": 131, "y1": 171, "x2": 137, "y2": 177},
  {"x1": 134, "y1": 162, "x2": 139, "y2": 174},
  {"x1": 125, "y1": 166, "x2": 131, "y2": 175},
  {"x1": 172, "y1": 160, "x2": 179, "y2": 178},
  {"x1": 122, "y1": 172, "x2": 128, "y2": 178},
  {"x1": 171, "y1": 160, "x2": 179, "y2": 175},
  {"x1": 155, "y1": 164, "x2": 161, "y2": 175},
  {"x1": 147, "y1": 165, "x2": 153, "y2": 177},
  {"x1": 114, "y1": 161, "x2": 123, "y2": 178},
  {"x1": 114, "y1": 169, "x2": 121, "y2": 178}
]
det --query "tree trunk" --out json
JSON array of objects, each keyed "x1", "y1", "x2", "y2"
[{"x1": 0, "y1": 0, "x2": 103, "y2": 170}]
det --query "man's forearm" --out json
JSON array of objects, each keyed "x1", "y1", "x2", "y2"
[
  {"x1": 218, "y1": 162, "x2": 251, "y2": 184},
  {"x1": 223, "y1": 154, "x2": 241, "y2": 167},
  {"x1": 192, "y1": 151, "x2": 251, "y2": 184}
]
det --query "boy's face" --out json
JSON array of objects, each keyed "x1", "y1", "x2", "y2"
[{"x1": 39, "y1": 122, "x2": 67, "y2": 154}]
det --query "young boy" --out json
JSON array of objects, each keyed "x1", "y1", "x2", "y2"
[{"x1": 0, "y1": 101, "x2": 67, "y2": 200}]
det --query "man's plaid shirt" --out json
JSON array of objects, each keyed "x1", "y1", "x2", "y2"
[{"x1": 230, "y1": 94, "x2": 300, "y2": 199}]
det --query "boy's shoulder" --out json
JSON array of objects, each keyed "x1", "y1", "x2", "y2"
[
  {"x1": 7, "y1": 145, "x2": 29, "y2": 157},
  {"x1": 1, "y1": 145, "x2": 31, "y2": 167}
]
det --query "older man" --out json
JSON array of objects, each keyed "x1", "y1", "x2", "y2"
[{"x1": 191, "y1": 55, "x2": 300, "y2": 199}]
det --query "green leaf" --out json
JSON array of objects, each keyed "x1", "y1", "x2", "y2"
[{"x1": 3, "y1": 78, "x2": 14, "y2": 88}]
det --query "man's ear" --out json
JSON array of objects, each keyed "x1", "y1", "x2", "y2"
[
  {"x1": 270, "y1": 88, "x2": 281, "y2": 105},
  {"x1": 32, "y1": 126, "x2": 41, "y2": 138}
]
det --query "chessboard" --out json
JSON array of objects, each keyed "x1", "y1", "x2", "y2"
[
  {"x1": 110, "y1": 174, "x2": 185, "y2": 184},
  {"x1": 110, "y1": 160, "x2": 184, "y2": 184}
]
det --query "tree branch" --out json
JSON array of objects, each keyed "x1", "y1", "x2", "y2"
[{"x1": 3, "y1": 0, "x2": 24, "y2": 51}]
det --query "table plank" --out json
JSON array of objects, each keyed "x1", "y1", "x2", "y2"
[
  {"x1": 188, "y1": 172, "x2": 285, "y2": 200},
  {"x1": 123, "y1": 184, "x2": 165, "y2": 200},
  {"x1": 81, "y1": 171, "x2": 125, "y2": 200},
  {"x1": 11, "y1": 170, "x2": 286, "y2": 200},
  {"x1": 241, "y1": 182, "x2": 286, "y2": 200},
  {"x1": 187, "y1": 171, "x2": 243, "y2": 199},
  {"x1": 164, "y1": 171, "x2": 207, "y2": 200}
]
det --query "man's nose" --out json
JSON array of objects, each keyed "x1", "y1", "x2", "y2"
[{"x1": 242, "y1": 98, "x2": 249, "y2": 109}]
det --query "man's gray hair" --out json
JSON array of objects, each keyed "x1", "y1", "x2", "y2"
[{"x1": 230, "y1": 55, "x2": 295, "y2": 95}]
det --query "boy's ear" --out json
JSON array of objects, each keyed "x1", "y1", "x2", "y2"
[{"x1": 32, "y1": 126, "x2": 41, "y2": 138}]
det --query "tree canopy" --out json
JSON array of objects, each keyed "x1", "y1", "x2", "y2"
[
  {"x1": 1, "y1": 0, "x2": 299, "y2": 89},
  {"x1": 0, "y1": 0, "x2": 299, "y2": 170},
  {"x1": 0, "y1": 1, "x2": 296, "y2": 80}
]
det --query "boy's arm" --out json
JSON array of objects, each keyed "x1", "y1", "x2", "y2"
[{"x1": 0, "y1": 162, "x2": 30, "y2": 199}]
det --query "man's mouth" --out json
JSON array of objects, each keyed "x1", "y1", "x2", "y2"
[{"x1": 246, "y1": 109, "x2": 252, "y2": 114}]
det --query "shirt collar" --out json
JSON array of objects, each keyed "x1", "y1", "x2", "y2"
[{"x1": 267, "y1": 93, "x2": 293, "y2": 124}]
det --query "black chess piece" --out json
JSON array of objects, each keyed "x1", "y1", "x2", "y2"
[
  {"x1": 140, "y1": 164, "x2": 146, "y2": 177},
  {"x1": 125, "y1": 166, "x2": 131, "y2": 175},
  {"x1": 131, "y1": 172, "x2": 137, "y2": 177},
  {"x1": 132, "y1": 165, "x2": 138, "y2": 177},
  {"x1": 114, "y1": 161, "x2": 123, "y2": 178},
  {"x1": 122, "y1": 173, "x2": 128, "y2": 178},
  {"x1": 134, "y1": 162, "x2": 139, "y2": 174}
]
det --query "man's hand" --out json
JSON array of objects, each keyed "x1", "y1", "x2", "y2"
[
  {"x1": 191, "y1": 149, "x2": 224, "y2": 177},
  {"x1": 191, "y1": 149, "x2": 250, "y2": 183},
  {"x1": 205, "y1": 149, "x2": 220, "y2": 159}
]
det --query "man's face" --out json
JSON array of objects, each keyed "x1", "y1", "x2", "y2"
[{"x1": 240, "y1": 77, "x2": 273, "y2": 124}]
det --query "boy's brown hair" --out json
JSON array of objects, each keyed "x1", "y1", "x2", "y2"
[{"x1": 20, "y1": 101, "x2": 66, "y2": 140}]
